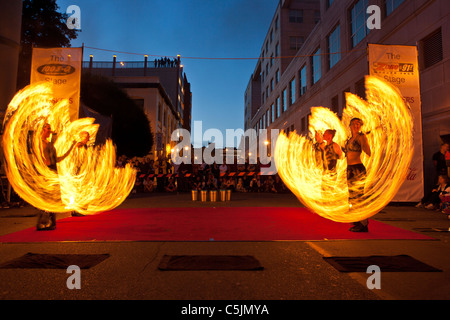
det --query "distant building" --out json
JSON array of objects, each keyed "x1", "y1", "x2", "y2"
[
  {"x1": 245, "y1": 0, "x2": 321, "y2": 132},
  {"x1": 245, "y1": 0, "x2": 450, "y2": 194},
  {"x1": 83, "y1": 56, "x2": 192, "y2": 159}
]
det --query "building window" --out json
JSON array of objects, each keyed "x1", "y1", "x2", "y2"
[
  {"x1": 267, "y1": 109, "x2": 270, "y2": 126},
  {"x1": 355, "y1": 78, "x2": 366, "y2": 100},
  {"x1": 275, "y1": 16, "x2": 279, "y2": 30},
  {"x1": 266, "y1": 63, "x2": 269, "y2": 76},
  {"x1": 350, "y1": 0, "x2": 370, "y2": 48},
  {"x1": 314, "y1": 11, "x2": 321, "y2": 24},
  {"x1": 422, "y1": 28, "x2": 443, "y2": 69},
  {"x1": 275, "y1": 43, "x2": 279, "y2": 57},
  {"x1": 158, "y1": 103, "x2": 162, "y2": 122},
  {"x1": 328, "y1": 0, "x2": 335, "y2": 8},
  {"x1": 331, "y1": 95, "x2": 339, "y2": 114},
  {"x1": 266, "y1": 86, "x2": 269, "y2": 98},
  {"x1": 262, "y1": 93, "x2": 265, "y2": 105},
  {"x1": 342, "y1": 88, "x2": 351, "y2": 115},
  {"x1": 270, "y1": 54, "x2": 274, "y2": 67},
  {"x1": 289, "y1": 77, "x2": 296, "y2": 105},
  {"x1": 270, "y1": 78, "x2": 274, "y2": 92},
  {"x1": 282, "y1": 89, "x2": 287, "y2": 113},
  {"x1": 312, "y1": 48, "x2": 321, "y2": 85},
  {"x1": 301, "y1": 117, "x2": 306, "y2": 132},
  {"x1": 275, "y1": 69, "x2": 279, "y2": 84},
  {"x1": 290, "y1": 36, "x2": 304, "y2": 51},
  {"x1": 276, "y1": 97, "x2": 280, "y2": 118},
  {"x1": 385, "y1": 0, "x2": 405, "y2": 16},
  {"x1": 328, "y1": 25, "x2": 341, "y2": 69},
  {"x1": 300, "y1": 65, "x2": 307, "y2": 96},
  {"x1": 289, "y1": 9, "x2": 303, "y2": 23},
  {"x1": 271, "y1": 104, "x2": 275, "y2": 122}
]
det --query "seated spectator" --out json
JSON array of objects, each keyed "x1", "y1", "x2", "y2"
[
  {"x1": 143, "y1": 176, "x2": 155, "y2": 193},
  {"x1": 272, "y1": 175, "x2": 285, "y2": 193},
  {"x1": 225, "y1": 177, "x2": 235, "y2": 191},
  {"x1": 205, "y1": 173, "x2": 218, "y2": 190},
  {"x1": 236, "y1": 178, "x2": 247, "y2": 192},
  {"x1": 178, "y1": 162, "x2": 189, "y2": 192},
  {"x1": 265, "y1": 176, "x2": 275, "y2": 192},
  {"x1": 249, "y1": 176, "x2": 261, "y2": 193},
  {"x1": 218, "y1": 177, "x2": 227, "y2": 190},
  {"x1": 266, "y1": 176, "x2": 276, "y2": 193},
  {"x1": 133, "y1": 177, "x2": 142, "y2": 193},
  {"x1": 416, "y1": 175, "x2": 450, "y2": 210},
  {"x1": 440, "y1": 191, "x2": 450, "y2": 214},
  {"x1": 165, "y1": 177, "x2": 177, "y2": 193},
  {"x1": 211, "y1": 163, "x2": 220, "y2": 179},
  {"x1": 191, "y1": 175, "x2": 202, "y2": 191}
]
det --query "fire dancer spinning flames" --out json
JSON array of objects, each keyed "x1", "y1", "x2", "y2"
[
  {"x1": 274, "y1": 76, "x2": 414, "y2": 223},
  {"x1": 2, "y1": 82, "x2": 136, "y2": 216}
]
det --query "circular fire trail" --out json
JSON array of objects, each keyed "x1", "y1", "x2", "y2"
[
  {"x1": 274, "y1": 76, "x2": 414, "y2": 223},
  {"x1": 2, "y1": 82, "x2": 136, "y2": 215}
]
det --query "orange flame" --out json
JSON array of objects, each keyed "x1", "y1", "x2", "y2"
[
  {"x1": 2, "y1": 82, "x2": 136, "y2": 215},
  {"x1": 274, "y1": 76, "x2": 414, "y2": 223}
]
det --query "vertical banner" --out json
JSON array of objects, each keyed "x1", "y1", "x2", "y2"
[
  {"x1": 30, "y1": 47, "x2": 82, "y2": 121},
  {"x1": 368, "y1": 44, "x2": 424, "y2": 201}
]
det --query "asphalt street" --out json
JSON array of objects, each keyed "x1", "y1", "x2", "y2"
[{"x1": 0, "y1": 192, "x2": 449, "y2": 303}]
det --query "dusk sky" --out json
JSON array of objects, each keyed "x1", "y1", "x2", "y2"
[{"x1": 56, "y1": 0, "x2": 279, "y2": 147}]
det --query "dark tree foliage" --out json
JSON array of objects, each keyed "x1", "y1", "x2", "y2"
[
  {"x1": 80, "y1": 72, "x2": 154, "y2": 157},
  {"x1": 17, "y1": 0, "x2": 79, "y2": 90}
]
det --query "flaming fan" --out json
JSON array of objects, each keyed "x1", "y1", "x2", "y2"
[
  {"x1": 274, "y1": 76, "x2": 414, "y2": 223},
  {"x1": 2, "y1": 82, "x2": 136, "y2": 215}
]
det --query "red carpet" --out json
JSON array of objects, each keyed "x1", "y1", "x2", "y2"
[{"x1": 0, "y1": 207, "x2": 433, "y2": 242}]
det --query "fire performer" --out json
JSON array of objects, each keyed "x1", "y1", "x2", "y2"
[
  {"x1": 315, "y1": 129, "x2": 343, "y2": 173},
  {"x1": 36, "y1": 123, "x2": 84, "y2": 230},
  {"x1": 343, "y1": 118, "x2": 371, "y2": 232}
]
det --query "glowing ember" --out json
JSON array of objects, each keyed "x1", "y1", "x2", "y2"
[
  {"x1": 274, "y1": 76, "x2": 414, "y2": 223},
  {"x1": 2, "y1": 82, "x2": 136, "y2": 215}
]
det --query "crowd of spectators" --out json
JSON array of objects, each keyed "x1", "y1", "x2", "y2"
[
  {"x1": 416, "y1": 142, "x2": 450, "y2": 215},
  {"x1": 115, "y1": 155, "x2": 290, "y2": 195},
  {"x1": 154, "y1": 57, "x2": 178, "y2": 68}
]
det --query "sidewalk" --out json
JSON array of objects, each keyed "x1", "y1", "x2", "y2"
[{"x1": 0, "y1": 192, "x2": 449, "y2": 301}]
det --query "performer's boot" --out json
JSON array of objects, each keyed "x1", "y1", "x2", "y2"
[
  {"x1": 71, "y1": 211, "x2": 85, "y2": 217},
  {"x1": 37, "y1": 211, "x2": 50, "y2": 230},
  {"x1": 36, "y1": 212, "x2": 56, "y2": 231},
  {"x1": 49, "y1": 212, "x2": 56, "y2": 230},
  {"x1": 349, "y1": 220, "x2": 368, "y2": 232}
]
